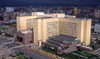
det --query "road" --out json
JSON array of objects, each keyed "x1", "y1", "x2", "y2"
[
  {"x1": 13, "y1": 47, "x2": 53, "y2": 59},
  {"x1": 0, "y1": 38, "x2": 53, "y2": 59}
]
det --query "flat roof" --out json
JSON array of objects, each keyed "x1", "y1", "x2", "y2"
[
  {"x1": 64, "y1": 17, "x2": 91, "y2": 20},
  {"x1": 45, "y1": 42, "x2": 59, "y2": 47},
  {"x1": 45, "y1": 35, "x2": 78, "y2": 48},
  {"x1": 50, "y1": 35, "x2": 77, "y2": 42}
]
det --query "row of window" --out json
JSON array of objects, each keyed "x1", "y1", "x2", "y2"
[{"x1": 47, "y1": 21, "x2": 58, "y2": 37}]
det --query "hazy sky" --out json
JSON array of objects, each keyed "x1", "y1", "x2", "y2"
[{"x1": 0, "y1": 0, "x2": 100, "y2": 6}]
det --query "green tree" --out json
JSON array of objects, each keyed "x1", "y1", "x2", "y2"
[
  {"x1": 30, "y1": 57, "x2": 33, "y2": 59},
  {"x1": 17, "y1": 56, "x2": 26, "y2": 59},
  {"x1": 2, "y1": 55, "x2": 4, "y2": 59}
]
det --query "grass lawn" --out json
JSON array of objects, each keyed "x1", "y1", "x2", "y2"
[
  {"x1": 17, "y1": 55, "x2": 26, "y2": 59},
  {"x1": 74, "y1": 50, "x2": 98, "y2": 59}
]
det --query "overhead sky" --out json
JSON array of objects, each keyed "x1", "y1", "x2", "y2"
[{"x1": 0, "y1": 0, "x2": 100, "y2": 7}]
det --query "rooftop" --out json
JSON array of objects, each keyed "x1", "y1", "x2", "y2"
[
  {"x1": 44, "y1": 35, "x2": 78, "y2": 48},
  {"x1": 65, "y1": 17, "x2": 91, "y2": 20},
  {"x1": 49, "y1": 35, "x2": 77, "y2": 42}
]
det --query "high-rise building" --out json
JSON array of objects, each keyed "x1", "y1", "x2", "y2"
[{"x1": 16, "y1": 12, "x2": 91, "y2": 46}]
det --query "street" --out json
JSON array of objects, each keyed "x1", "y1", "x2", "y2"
[{"x1": 13, "y1": 47, "x2": 53, "y2": 59}]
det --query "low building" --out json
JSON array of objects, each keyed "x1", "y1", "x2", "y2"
[
  {"x1": 94, "y1": 24, "x2": 100, "y2": 34},
  {"x1": 0, "y1": 47, "x2": 12, "y2": 59},
  {"x1": 15, "y1": 30, "x2": 33, "y2": 44},
  {"x1": 44, "y1": 35, "x2": 79, "y2": 53},
  {"x1": 92, "y1": 24, "x2": 100, "y2": 39}
]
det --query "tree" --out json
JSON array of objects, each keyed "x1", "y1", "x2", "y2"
[
  {"x1": 30, "y1": 57, "x2": 33, "y2": 59},
  {"x1": 17, "y1": 56, "x2": 26, "y2": 59},
  {"x1": 2, "y1": 55, "x2": 4, "y2": 59},
  {"x1": 18, "y1": 51, "x2": 24, "y2": 55}
]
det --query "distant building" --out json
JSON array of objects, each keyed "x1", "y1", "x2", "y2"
[
  {"x1": 92, "y1": 24, "x2": 100, "y2": 39},
  {"x1": 3, "y1": 12, "x2": 9, "y2": 20},
  {"x1": 16, "y1": 12, "x2": 91, "y2": 46},
  {"x1": 9, "y1": 12, "x2": 15, "y2": 20},
  {"x1": 94, "y1": 24, "x2": 100, "y2": 34},
  {"x1": 0, "y1": 47, "x2": 12, "y2": 59},
  {"x1": 74, "y1": 7, "x2": 81, "y2": 15},
  {"x1": 94, "y1": 10, "x2": 100, "y2": 19},
  {"x1": 6, "y1": 7, "x2": 14, "y2": 12},
  {"x1": 0, "y1": 13, "x2": 3, "y2": 20}
]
